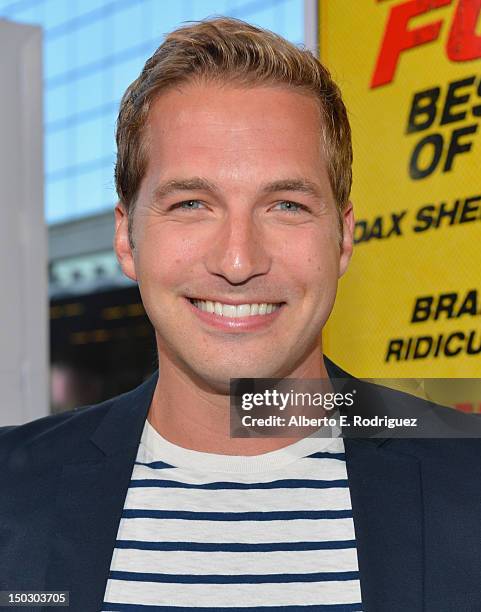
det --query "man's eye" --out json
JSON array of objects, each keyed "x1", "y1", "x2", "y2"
[
  {"x1": 171, "y1": 200, "x2": 205, "y2": 211},
  {"x1": 274, "y1": 201, "x2": 309, "y2": 214}
]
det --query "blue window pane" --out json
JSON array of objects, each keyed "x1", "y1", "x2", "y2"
[
  {"x1": 283, "y1": 0, "x2": 304, "y2": 43},
  {"x1": 150, "y1": 1, "x2": 188, "y2": 39},
  {"x1": 179, "y1": 0, "x2": 233, "y2": 22},
  {"x1": 74, "y1": 17, "x2": 105, "y2": 68},
  {"x1": 75, "y1": 116, "x2": 105, "y2": 167},
  {"x1": 101, "y1": 111, "x2": 117, "y2": 154},
  {"x1": 41, "y1": 0, "x2": 71, "y2": 30},
  {"x1": 235, "y1": 1, "x2": 288, "y2": 30},
  {"x1": 1, "y1": 5, "x2": 40, "y2": 24},
  {"x1": 45, "y1": 35, "x2": 70, "y2": 80},
  {"x1": 45, "y1": 82, "x2": 70, "y2": 124},
  {"x1": 112, "y1": 2, "x2": 145, "y2": 53},
  {"x1": 44, "y1": 0, "x2": 107, "y2": 36},
  {"x1": 46, "y1": 177, "x2": 69, "y2": 223},
  {"x1": 103, "y1": 163, "x2": 117, "y2": 206},
  {"x1": 73, "y1": 70, "x2": 106, "y2": 115},
  {"x1": 77, "y1": 165, "x2": 115, "y2": 216},
  {"x1": 71, "y1": 0, "x2": 108, "y2": 20},
  {"x1": 111, "y1": 55, "x2": 146, "y2": 104},
  {"x1": 45, "y1": 127, "x2": 69, "y2": 174}
]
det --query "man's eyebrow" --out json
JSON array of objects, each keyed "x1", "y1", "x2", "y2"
[
  {"x1": 260, "y1": 179, "x2": 323, "y2": 199},
  {"x1": 152, "y1": 177, "x2": 218, "y2": 201},
  {"x1": 151, "y1": 177, "x2": 323, "y2": 201}
]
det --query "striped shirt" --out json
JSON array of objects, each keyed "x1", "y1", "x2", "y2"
[{"x1": 102, "y1": 420, "x2": 363, "y2": 611}]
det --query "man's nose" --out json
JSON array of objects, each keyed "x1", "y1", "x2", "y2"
[{"x1": 204, "y1": 213, "x2": 271, "y2": 284}]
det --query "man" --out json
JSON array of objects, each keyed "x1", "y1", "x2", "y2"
[{"x1": 1, "y1": 17, "x2": 480, "y2": 612}]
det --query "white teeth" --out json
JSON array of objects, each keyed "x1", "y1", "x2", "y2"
[
  {"x1": 222, "y1": 304, "x2": 237, "y2": 317},
  {"x1": 236, "y1": 304, "x2": 251, "y2": 317},
  {"x1": 191, "y1": 299, "x2": 281, "y2": 318}
]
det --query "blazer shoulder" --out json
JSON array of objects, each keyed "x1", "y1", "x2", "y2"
[
  {"x1": 388, "y1": 435, "x2": 481, "y2": 464},
  {"x1": 0, "y1": 397, "x2": 112, "y2": 470},
  {"x1": 325, "y1": 355, "x2": 481, "y2": 457},
  {"x1": 0, "y1": 374, "x2": 156, "y2": 472}
]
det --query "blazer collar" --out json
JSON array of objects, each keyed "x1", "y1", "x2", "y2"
[
  {"x1": 45, "y1": 371, "x2": 159, "y2": 611},
  {"x1": 89, "y1": 369, "x2": 159, "y2": 457}
]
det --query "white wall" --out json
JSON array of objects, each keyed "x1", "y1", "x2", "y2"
[
  {"x1": 0, "y1": 20, "x2": 47, "y2": 425},
  {"x1": 304, "y1": 0, "x2": 319, "y2": 55}
]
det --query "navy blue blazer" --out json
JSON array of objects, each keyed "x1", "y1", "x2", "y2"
[{"x1": 1, "y1": 358, "x2": 481, "y2": 612}]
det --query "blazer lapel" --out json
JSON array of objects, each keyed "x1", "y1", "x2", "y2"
[
  {"x1": 44, "y1": 372, "x2": 158, "y2": 612},
  {"x1": 324, "y1": 356, "x2": 424, "y2": 611},
  {"x1": 344, "y1": 437, "x2": 424, "y2": 612}
]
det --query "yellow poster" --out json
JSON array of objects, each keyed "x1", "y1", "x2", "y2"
[{"x1": 321, "y1": 0, "x2": 481, "y2": 379}]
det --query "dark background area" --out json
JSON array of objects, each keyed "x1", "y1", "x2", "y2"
[{"x1": 50, "y1": 286, "x2": 157, "y2": 412}]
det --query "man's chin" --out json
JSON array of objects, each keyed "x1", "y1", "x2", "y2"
[{"x1": 188, "y1": 362, "x2": 280, "y2": 395}]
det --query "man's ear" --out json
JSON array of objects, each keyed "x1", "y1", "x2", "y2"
[
  {"x1": 339, "y1": 201, "x2": 354, "y2": 278},
  {"x1": 114, "y1": 202, "x2": 137, "y2": 282}
]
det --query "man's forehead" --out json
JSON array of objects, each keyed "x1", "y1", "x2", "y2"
[
  {"x1": 143, "y1": 85, "x2": 325, "y2": 171},
  {"x1": 146, "y1": 81, "x2": 323, "y2": 131},
  {"x1": 138, "y1": 82, "x2": 331, "y2": 203}
]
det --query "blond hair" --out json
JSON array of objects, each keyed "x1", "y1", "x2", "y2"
[{"x1": 115, "y1": 17, "x2": 352, "y2": 244}]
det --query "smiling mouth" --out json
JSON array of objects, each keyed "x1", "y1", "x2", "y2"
[{"x1": 188, "y1": 298, "x2": 285, "y2": 318}]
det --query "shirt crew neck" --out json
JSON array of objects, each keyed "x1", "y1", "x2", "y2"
[{"x1": 141, "y1": 418, "x2": 342, "y2": 474}]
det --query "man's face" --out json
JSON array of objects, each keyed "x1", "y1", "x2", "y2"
[{"x1": 115, "y1": 82, "x2": 353, "y2": 392}]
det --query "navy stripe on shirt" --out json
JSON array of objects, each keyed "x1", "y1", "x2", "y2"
[
  {"x1": 121, "y1": 509, "x2": 353, "y2": 521},
  {"x1": 128, "y1": 478, "x2": 349, "y2": 490},
  {"x1": 114, "y1": 539, "x2": 358, "y2": 552},
  {"x1": 109, "y1": 570, "x2": 360, "y2": 584}
]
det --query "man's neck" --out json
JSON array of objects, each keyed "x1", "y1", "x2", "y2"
[{"x1": 147, "y1": 347, "x2": 332, "y2": 456}]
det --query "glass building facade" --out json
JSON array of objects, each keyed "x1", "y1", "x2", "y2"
[
  {"x1": 0, "y1": 0, "x2": 305, "y2": 409},
  {"x1": 0, "y1": 0, "x2": 304, "y2": 225}
]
